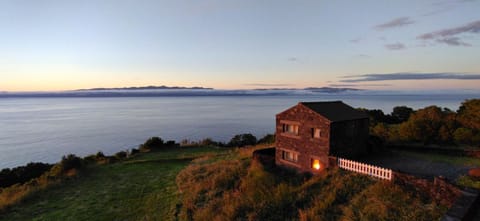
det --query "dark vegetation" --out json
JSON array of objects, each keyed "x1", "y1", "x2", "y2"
[
  {"x1": 363, "y1": 99, "x2": 480, "y2": 146},
  {"x1": 0, "y1": 163, "x2": 52, "y2": 188},
  {"x1": 179, "y1": 133, "x2": 275, "y2": 148}
]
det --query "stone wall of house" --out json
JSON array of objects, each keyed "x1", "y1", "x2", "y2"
[{"x1": 275, "y1": 104, "x2": 331, "y2": 173}]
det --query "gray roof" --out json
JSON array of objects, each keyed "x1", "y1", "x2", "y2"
[{"x1": 300, "y1": 101, "x2": 368, "y2": 122}]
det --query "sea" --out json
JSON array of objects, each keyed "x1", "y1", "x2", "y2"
[{"x1": 0, "y1": 93, "x2": 478, "y2": 169}]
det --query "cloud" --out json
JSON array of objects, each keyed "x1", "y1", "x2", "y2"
[
  {"x1": 417, "y1": 20, "x2": 480, "y2": 46},
  {"x1": 384, "y1": 43, "x2": 406, "y2": 50},
  {"x1": 287, "y1": 57, "x2": 298, "y2": 62},
  {"x1": 340, "y1": 72, "x2": 480, "y2": 82},
  {"x1": 436, "y1": 37, "x2": 471, "y2": 46},
  {"x1": 354, "y1": 54, "x2": 371, "y2": 58},
  {"x1": 350, "y1": 37, "x2": 362, "y2": 43},
  {"x1": 329, "y1": 83, "x2": 391, "y2": 87},
  {"x1": 244, "y1": 83, "x2": 293, "y2": 87},
  {"x1": 375, "y1": 17, "x2": 415, "y2": 30}
]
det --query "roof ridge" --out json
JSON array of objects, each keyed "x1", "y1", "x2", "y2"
[
  {"x1": 298, "y1": 101, "x2": 368, "y2": 122},
  {"x1": 300, "y1": 100, "x2": 342, "y2": 104}
]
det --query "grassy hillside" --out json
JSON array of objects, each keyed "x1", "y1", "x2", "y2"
[
  {"x1": 0, "y1": 146, "x2": 226, "y2": 221},
  {"x1": 176, "y1": 147, "x2": 448, "y2": 221}
]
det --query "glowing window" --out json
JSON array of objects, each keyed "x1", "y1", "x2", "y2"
[{"x1": 312, "y1": 159, "x2": 321, "y2": 170}]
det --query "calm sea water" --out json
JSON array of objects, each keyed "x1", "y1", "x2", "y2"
[{"x1": 0, "y1": 94, "x2": 477, "y2": 169}]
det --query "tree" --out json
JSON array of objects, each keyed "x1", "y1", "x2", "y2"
[
  {"x1": 391, "y1": 106, "x2": 414, "y2": 123},
  {"x1": 398, "y1": 106, "x2": 445, "y2": 144},
  {"x1": 257, "y1": 134, "x2": 275, "y2": 144},
  {"x1": 371, "y1": 123, "x2": 389, "y2": 141},
  {"x1": 140, "y1": 137, "x2": 165, "y2": 150},
  {"x1": 228, "y1": 133, "x2": 257, "y2": 147},
  {"x1": 453, "y1": 127, "x2": 473, "y2": 144},
  {"x1": 457, "y1": 99, "x2": 480, "y2": 131},
  {"x1": 359, "y1": 109, "x2": 387, "y2": 126}
]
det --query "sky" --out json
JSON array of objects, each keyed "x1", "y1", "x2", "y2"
[{"x1": 1, "y1": 0, "x2": 480, "y2": 91}]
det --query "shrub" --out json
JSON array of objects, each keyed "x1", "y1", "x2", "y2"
[
  {"x1": 130, "y1": 148, "x2": 140, "y2": 156},
  {"x1": 59, "y1": 154, "x2": 83, "y2": 173},
  {"x1": 257, "y1": 134, "x2": 275, "y2": 144},
  {"x1": 228, "y1": 133, "x2": 257, "y2": 147},
  {"x1": 165, "y1": 140, "x2": 178, "y2": 147},
  {"x1": 114, "y1": 151, "x2": 128, "y2": 160},
  {"x1": 457, "y1": 175, "x2": 480, "y2": 189},
  {"x1": 0, "y1": 162, "x2": 52, "y2": 188},
  {"x1": 454, "y1": 127, "x2": 474, "y2": 144},
  {"x1": 140, "y1": 137, "x2": 165, "y2": 151}
]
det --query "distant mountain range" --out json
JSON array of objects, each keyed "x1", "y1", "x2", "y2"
[
  {"x1": 0, "y1": 86, "x2": 363, "y2": 98},
  {"x1": 76, "y1": 86, "x2": 361, "y2": 93}
]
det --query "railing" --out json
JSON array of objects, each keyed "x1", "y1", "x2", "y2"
[{"x1": 338, "y1": 158, "x2": 392, "y2": 181}]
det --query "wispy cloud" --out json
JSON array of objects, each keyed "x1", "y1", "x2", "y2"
[
  {"x1": 329, "y1": 83, "x2": 391, "y2": 87},
  {"x1": 287, "y1": 57, "x2": 298, "y2": 62},
  {"x1": 424, "y1": 0, "x2": 475, "y2": 16},
  {"x1": 350, "y1": 37, "x2": 362, "y2": 43},
  {"x1": 385, "y1": 43, "x2": 406, "y2": 50},
  {"x1": 417, "y1": 20, "x2": 480, "y2": 46},
  {"x1": 244, "y1": 83, "x2": 293, "y2": 87},
  {"x1": 340, "y1": 72, "x2": 480, "y2": 82},
  {"x1": 354, "y1": 54, "x2": 371, "y2": 58},
  {"x1": 436, "y1": 37, "x2": 471, "y2": 46},
  {"x1": 375, "y1": 17, "x2": 415, "y2": 30}
]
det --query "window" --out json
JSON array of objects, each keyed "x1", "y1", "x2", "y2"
[
  {"x1": 282, "y1": 150, "x2": 298, "y2": 162},
  {"x1": 311, "y1": 128, "x2": 321, "y2": 138},
  {"x1": 283, "y1": 124, "x2": 299, "y2": 135},
  {"x1": 311, "y1": 159, "x2": 321, "y2": 170}
]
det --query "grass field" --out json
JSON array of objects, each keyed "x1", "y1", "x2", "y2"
[{"x1": 0, "y1": 146, "x2": 226, "y2": 221}]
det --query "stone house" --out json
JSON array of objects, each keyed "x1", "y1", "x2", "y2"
[{"x1": 275, "y1": 101, "x2": 369, "y2": 173}]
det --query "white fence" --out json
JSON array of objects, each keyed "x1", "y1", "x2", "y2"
[{"x1": 338, "y1": 158, "x2": 392, "y2": 181}]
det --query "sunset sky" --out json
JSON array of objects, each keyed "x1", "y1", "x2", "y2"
[{"x1": 1, "y1": 0, "x2": 480, "y2": 91}]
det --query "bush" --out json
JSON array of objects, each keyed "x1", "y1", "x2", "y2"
[
  {"x1": 457, "y1": 175, "x2": 480, "y2": 189},
  {"x1": 228, "y1": 133, "x2": 257, "y2": 147},
  {"x1": 138, "y1": 137, "x2": 180, "y2": 150},
  {"x1": 130, "y1": 148, "x2": 140, "y2": 156},
  {"x1": 140, "y1": 137, "x2": 165, "y2": 151},
  {"x1": 0, "y1": 162, "x2": 52, "y2": 188},
  {"x1": 165, "y1": 140, "x2": 178, "y2": 147},
  {"x1": 454, "y1": 127, "x2": 474, "y2": 144},
  {"x1": 257, "y1": 134, "x2": 275, "y2": 144},
  {"x1": 114, "y1": 151, "x2": 128, "y2": 160},
  {"x1": 59, "y1": 154, "x2": 83, "y2": 173}
]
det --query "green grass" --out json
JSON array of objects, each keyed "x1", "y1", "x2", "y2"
[
  {"x1": 456, "y1": 175, "x2": 480, "y2": 189},
  {"x1": 0, "y1": 146, "x2": 225, "y2": 221},
  {"x1": 394, "y1": 150, "x2": 480, "y2": 167}
]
